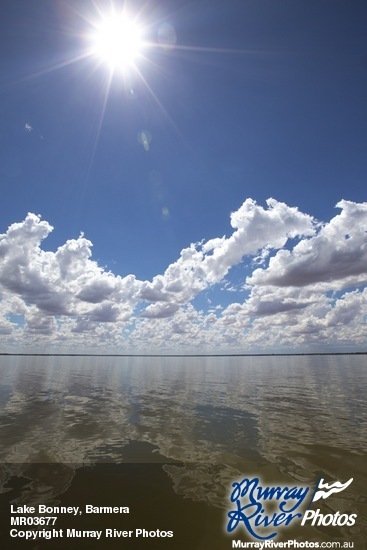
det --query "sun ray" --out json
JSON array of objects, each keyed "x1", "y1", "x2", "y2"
[
  {"x1": 12, "y1": 2, "x2": 272, "y2": 177},
  {"x1": 85, "y1": 69, "x2": 114, "y2": 180}
]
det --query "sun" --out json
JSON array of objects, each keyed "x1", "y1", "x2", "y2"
[{"x1": 90, "y1": 11, "x2": 144, "y2": 72}]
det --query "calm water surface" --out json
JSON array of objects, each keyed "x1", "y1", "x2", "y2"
[{"x1": 0, "y1": 355, "x2": 366, "y2": 547}]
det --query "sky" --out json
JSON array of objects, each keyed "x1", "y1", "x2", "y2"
[{"x1": 0, "y1": 0, "x2": 367, "y2": 354}]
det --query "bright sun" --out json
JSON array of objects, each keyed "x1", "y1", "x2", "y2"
[{"x1": 91, "y1": 11, "x2": 144, "y2": 72}]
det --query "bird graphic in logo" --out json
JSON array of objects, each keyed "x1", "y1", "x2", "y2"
[{"x1": 312, "y1": 478, "x2": 353, "y2": 502}]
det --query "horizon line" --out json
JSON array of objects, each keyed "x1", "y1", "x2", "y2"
[{"x1": 0, "y1": 352, "x2": 366, "y2": 357}]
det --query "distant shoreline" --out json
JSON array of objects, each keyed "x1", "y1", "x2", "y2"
[{"x1": 0, "y1": 352, "x2": 366, "y2": 357}]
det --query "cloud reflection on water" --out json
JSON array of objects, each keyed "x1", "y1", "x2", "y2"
[{"x1": 0, "y1": 354, "x2": 366, "y2": 539}]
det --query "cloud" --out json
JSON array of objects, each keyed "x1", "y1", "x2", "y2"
[
  {"x1": 140, "y1": 302, "x2": 181, "y2": 319},
  {"x1": 25, "y1": 308, "x2": 57, "y2": 335},
  {"x1": 0, "y1": 213, "x2": 141, "y2": 338},
  {"x1": 138, "y1": 198, "x2": 316, "y2": 313},
  {"x1": 0, "y1": 198, "x2": 366, "y2": 352},
  {"x1": 248, "y1": 200, "x2": 367, "y2": 290}
]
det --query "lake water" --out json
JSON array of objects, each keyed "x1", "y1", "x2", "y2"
[{"x1": 0, "y1": 354, "x2": 366, "y2": 548}]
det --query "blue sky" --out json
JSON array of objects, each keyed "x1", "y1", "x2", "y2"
[{"x1": 0, "y1": 0, "x2": 367, "y2": 353}]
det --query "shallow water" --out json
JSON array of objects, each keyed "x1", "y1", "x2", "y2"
[{"x1": 0, "y1": 354, "x2": 366, "y2": 548}]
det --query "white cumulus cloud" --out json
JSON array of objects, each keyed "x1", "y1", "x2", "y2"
[
  {"x1": 138, "y1": 198, "x2": 316, "y2": 317},
  {"x1": 0, "y1": 213, "x2": 141, "y2": 338},
  {"x1": 0, "y1": 198, "x2": 366, "y2": 352},
  {"x1": 248, "y1": 200, "x2": 367, "y2": 291}
]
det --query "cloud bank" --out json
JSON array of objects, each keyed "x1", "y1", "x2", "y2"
[{"x1": 1, "y1": 198, "x2": 366, "y2": 353}]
